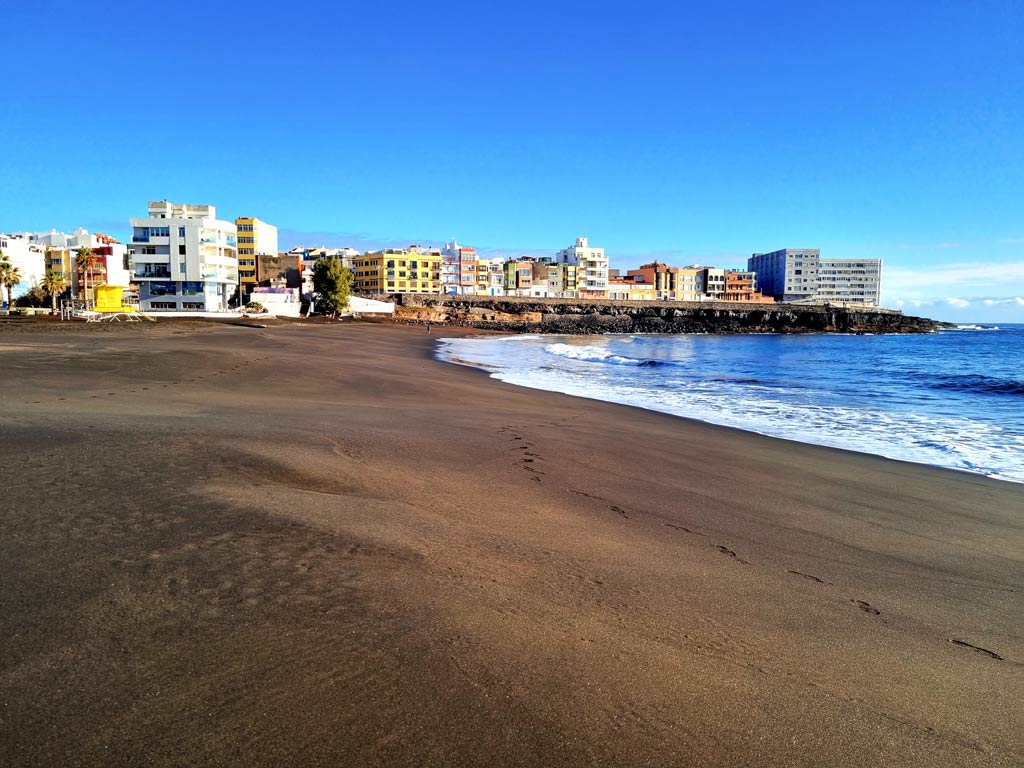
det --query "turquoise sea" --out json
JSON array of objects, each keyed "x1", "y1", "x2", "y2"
[{"x1": 438, "y1": 324, "x2": 1024, "y2": 483}]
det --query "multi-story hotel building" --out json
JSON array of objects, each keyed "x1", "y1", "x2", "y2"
[
  {"x1": 129, "y1": 201, "x2": 238, "y2": 312},
  {"x1": 747, "y1": 249, "x2": 821, "y2": 302},
  {"x1": 555, "y1": 237, "x2": 607, "y2": 298},
  {"x1": 353, "y1": 249, "x2": 442, "y2": 294},
  {"x1": 815, "y1": 258, "x2": 882, "y2": 305},
  {"x1": 235, "y1": 217, "x2": 279, "y2": 295},
  {"x1": 748, "y1": 249, "x2": 881, "y2": 305}
]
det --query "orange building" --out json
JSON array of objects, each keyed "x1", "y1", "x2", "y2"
[
  {"x1": 627, "y1": 261, "x2": 679, "y2": 300},
  {"x1": 723, "y1": 270, "x2": 775, "y2": 303}
]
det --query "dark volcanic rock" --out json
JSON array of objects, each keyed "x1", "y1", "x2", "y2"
[{"x1": 390, "y1": 295, "x2": 949, "y2": 335}]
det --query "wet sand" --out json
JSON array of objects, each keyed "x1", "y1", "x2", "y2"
[{"x1": 0, "y1": 320, "x2": 1020, "y2": 767}]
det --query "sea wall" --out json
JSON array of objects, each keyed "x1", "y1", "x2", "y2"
[{"x1": 383, "y1": 294, "x2": 947, "y2": 334}]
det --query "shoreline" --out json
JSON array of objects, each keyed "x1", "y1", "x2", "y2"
[
  {"x1": 433, "y1": 331, "x2": 1022, "y2": 485},
  {"x1": 1, "y1": 321, "x2": 1020, "y2": 767}
]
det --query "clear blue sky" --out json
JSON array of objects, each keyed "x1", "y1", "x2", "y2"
[{"x1": 2, "y1": 0, "x2": 1022, "y2": 321}]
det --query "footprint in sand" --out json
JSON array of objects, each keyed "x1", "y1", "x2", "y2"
[
  {"x1": 609, "y1": 505, "x2": 630, "y2": 519},
  {"x1": 948, "y1": 639, "x2": 1003, "y2": 660},
  {"x1": 852, "y1": 600, "x2": 880, "y2": 615},
  {"x1": 787, "y1": 570, "x2": 831, "y2": 585},
  {"x1": 665, "y1": 523, "x2": 702, "y2": 535},
  {"x1": 713, "y1": 545, "x2": 750, "y2": 564}
]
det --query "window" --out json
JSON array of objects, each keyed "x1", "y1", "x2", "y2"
[
  {"x1": 179, "y1": 264, "x2": 187, "y2": 274},
  {"x1": 151, "y1": 301, "x2": 176, "y2": 309},
  {"x1": 179, "y1": 245, "x2": 186, "y2": 255},
  {"x1": 148, "y1": 282, "x2": 177, "y2": 296},
  {"x1": 178, "y1": 227, "x2": 185, "y2": 237}
]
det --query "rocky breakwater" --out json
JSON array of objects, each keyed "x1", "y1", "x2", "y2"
[{"x1": 392, "y1": 294, "x2": 950, "y2": 334}]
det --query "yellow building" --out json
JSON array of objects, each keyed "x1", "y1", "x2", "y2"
[
  {"x1": 353, "y1": 250, "x2": 442, "y2": 294},
  {"x1": 675, "y1": 267, "x2": 704, "y2": 302},
  {"x1": 235, "y1": 217, "x2": 279, "y2": 292},
  {"x1": 44, "y1": 247, "x2": 75, "y2": 285},
  {"x1": 607, "y1": 278, "x2": 657, "y2": 301},
  {"x1": 476, "y1": 258, "x2": 491, "y2": 294}
]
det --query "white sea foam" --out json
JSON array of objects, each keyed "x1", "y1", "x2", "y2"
[
  {"x1": 544, "y1": 343, "x2": 651, "y2": 366},
  {"x1": 436, "y1": 334, "x2": 1024, "y2": 483}
]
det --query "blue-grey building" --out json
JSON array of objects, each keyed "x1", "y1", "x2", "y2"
[{"x1": 748, "y1": 249, "x2": 881, "y2": 306}]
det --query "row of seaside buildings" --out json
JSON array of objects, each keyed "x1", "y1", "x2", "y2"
[{"x1": 1, "y1": 200, "x2": 883, "y2": 312}]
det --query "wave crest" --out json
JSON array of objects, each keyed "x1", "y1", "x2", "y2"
[
  {"x1": 544, "y1": 343, "x2": 663, "y2": 367},
  {"x1": 929, "y1": 373, "x2": 1024, "y2": 396}
]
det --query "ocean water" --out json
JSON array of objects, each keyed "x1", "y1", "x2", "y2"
[{"x1": 438, "y1": 325, "x2": 1024, "y2": 483}]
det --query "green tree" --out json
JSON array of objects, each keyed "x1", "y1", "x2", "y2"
[
  {"x1": 40, "y1": 271, "x2": 69, "y2": 314},
  {"x1": 312, "y1": 257, "x2": 353, "y2": 317},
  {"x1": 0, "y1": 252, "x2": 23, "y2": 309},
  {"x1": 77, "y1": 247, "x2": 98, "y2": 308}
]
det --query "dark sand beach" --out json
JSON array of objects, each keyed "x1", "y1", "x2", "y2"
[{"x1": 0, "y1": 320, "x2": 1020, "y2": 767}]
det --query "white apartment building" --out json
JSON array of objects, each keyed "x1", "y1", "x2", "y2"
[
  {"x1": 129, "y1": 201, "x2": 238, "y2": 312},
  {"x1": 816, "y1": 259, "x2": 882, "y2": 305},
  {"x1": 555, "y1": 236, "x2": 608, "y2": 298},
  {"x1": 0, "y1": 234, "x2": 46, "y2": 300},
  {"x1": 701, "y1": 267, "x2": 726, "y2": 300}
]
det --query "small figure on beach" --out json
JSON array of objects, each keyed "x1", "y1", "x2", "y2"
[{"x1": 426, "y1": 323, "x2": 432, "y2": 334}]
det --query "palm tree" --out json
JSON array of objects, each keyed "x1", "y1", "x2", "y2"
[
  {"x1": 40, "y1": 271, "x2": 69, "y2": 314},
  {"x1": 0, "y1": 256, "x2": 23, "y2": 310},
  {"x1": 0, "y1": 252, "x2": 7, "y2": 309},
  {"x1": 77, "y1": 247, "x2": 98, "y2": 309}
]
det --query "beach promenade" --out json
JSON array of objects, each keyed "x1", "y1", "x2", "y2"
[{"x1": 0, "y1": 321, "x2": 1020, "y2": 767}]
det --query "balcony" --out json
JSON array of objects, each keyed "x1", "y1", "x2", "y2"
[{"x1": 134, "y1": 270, "x2": 172, "y2": 279}]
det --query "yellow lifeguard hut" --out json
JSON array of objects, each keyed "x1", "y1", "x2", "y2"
[
  {"x1": 93, "y1": 285, "x2": 136, "y2": 314},
  {"x1": 78, "y1": 284, "x2": 145, "y2": 322}
]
